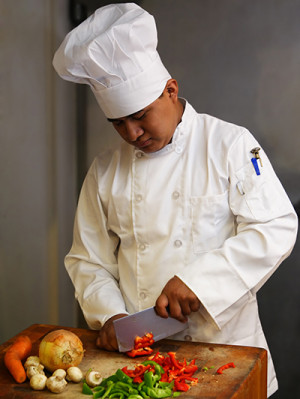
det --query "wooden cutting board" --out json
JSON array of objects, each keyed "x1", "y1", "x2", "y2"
[{"x1": 0, "y1": 324, "x2": 267, "y2": 398}]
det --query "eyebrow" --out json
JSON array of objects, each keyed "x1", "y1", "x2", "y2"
[{"x1": 107, "y1": 109, "x2": 145, "y2": 123}]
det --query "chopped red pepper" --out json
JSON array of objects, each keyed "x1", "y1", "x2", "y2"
[
  {"x1": 216, "y1": 362, "x2": 235, "y2": 374},
  {"x1": 150, "y1": 351, "x2": 199, "y2": 388},
  {"x1": 122, "y1": 364, "x2": 151, "y2": 378},
  {"x1": 126, "y1": 346, "x2": 154, "y2": 357},
  {"x1": 174, "y1": 379, "x2": 190, "y2": 392},
  {"x1": 134, "y1": 332, "x2": 154, "y2": 349},
  {"x1": 168, "y1": 352, "x2": 183, "y2": 369},
  {"x1": 126, "y1": 333, "x2": 155, "y2": 357},
  {"x1": 148, "y1": 351, "x2": 165, "y2": 363},
  {"x1": 160, "y1": 372, "x2": 169, "y2": 382},
  {"x1": 133, "y1": 376, "x2": 143, "y2": 383},
  {"x1": 121, "y1": 351, "x2": 198, "y2": 394}
]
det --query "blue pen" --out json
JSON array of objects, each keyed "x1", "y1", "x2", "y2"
[{"x1": 251, "y1": 157, "x2": 260, "y2": 175}]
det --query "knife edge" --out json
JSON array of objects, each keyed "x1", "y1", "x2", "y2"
[{"x1": 113, "y1": 307, "x2": 188, "y2": 352}]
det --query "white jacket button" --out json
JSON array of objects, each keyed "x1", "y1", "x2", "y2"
[
  {"x1": 172, "y1": 191, "x2": 180, "y2": 199},
  {"x1": 139, "y1": 243, "x2": 146, "y2": 251},
  {"x1": 136, "y1": 194, "x2": 143, "y2": 202},
  {"x1": 140, "y1": 292, "x2": 147, "y2": 299},
  {"x1": 174, "y1": 240, "x2": 182, "y2": 248},
  {"x1": 136, "y1": 151, "x2": 143, "y2": 158}
]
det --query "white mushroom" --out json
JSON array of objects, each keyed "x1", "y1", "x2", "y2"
[
  {"x1": 53, "y1": 369, "x2": 67, "y2": 379},
  {"x1": 24, "y1": 356, "x2": 41, "y2": 369},
  {"x1": 30, "y1": 374, "x2": 47, "y2": 391},
  {"x1": 46, "y1": 375, "x2": 68, "y2": 394},
  {"x1": 26, "y1": 364, "x2": 45, "y2": 379},
  {"x1": 85, "y1": 369, "x2": 102, "y2": 387},
  {"x1": 66, "y1": 366, "x2": 83, "y2": 383}
]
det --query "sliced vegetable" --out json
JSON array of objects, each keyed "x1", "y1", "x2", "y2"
[
  {"x1": 134, "y1": 333, "x2": 154, "y2": 349},
  {"x1": 82, "y1": 381, "x2": 94, "y2": 395},
  {"x1": 116, "y1": 368, "x2": 133, "y2": 384},
  {"x1": 216, "y1": 362, "x2": 235, "y2": 374},
  {"x1": 126, "y1": 333, "x2": 154, "y2": 357},
  {"x1": 126, "y1": 347, "x2": 154, "y2": 358},
  {"x1": 82, "y1": 353, "x2": 198, "y2": 398},
  {"x1": 174, "y1": 380, "x2": 189, "y2": 392}
]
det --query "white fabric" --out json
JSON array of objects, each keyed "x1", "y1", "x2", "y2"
[
  {"x1": 65, "y1": 101, "x2": 298, "y2": 397},
  {"x1": 52, "y1": 3, "x2": 171, "y2": 118}
]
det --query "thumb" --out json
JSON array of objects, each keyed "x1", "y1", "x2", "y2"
[{"x1": 155, "y1": 293, "x2": 169, "y2": 318}]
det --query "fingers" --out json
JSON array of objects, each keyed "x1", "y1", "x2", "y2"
[
  {"x1": 96, "y1": 313, "x2": 128, "y2": 352},
  {"x1": 96, "y1": 329, "x2": 118, "y2": 351},
  {"x1": 190, "y1": 297, "x2": 201, "y2": 312},
  {"x1": 156, "y1": 277, "x2": 200, "y2": 323},
  {"x1": 169, "y1": 300, "x2": 188, "y2": 323},
  {"x1": 155, "y1": 293, "x2": 170, "y2": 318}
]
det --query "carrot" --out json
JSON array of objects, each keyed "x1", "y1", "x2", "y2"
[{"x1": 4, "y1": 335, "x2": 32, "y2": 383}]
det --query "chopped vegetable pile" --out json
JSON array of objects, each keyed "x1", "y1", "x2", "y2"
[
  {"x1": 82, "y1": 352, "x2": 199, "y2": 398},
  {"x1": 126, "y1": 333, "x2": 155, "y2": 357}
]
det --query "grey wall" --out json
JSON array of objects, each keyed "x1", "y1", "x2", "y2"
[{"x1": 0, "y1": 1, "x2": 78, "y2": 341}]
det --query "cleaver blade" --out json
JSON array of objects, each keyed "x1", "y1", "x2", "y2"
[{"x1": 113, "y1": 307, "x2": 188, "y2": 352}]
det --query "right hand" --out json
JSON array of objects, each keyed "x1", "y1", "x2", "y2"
[
  {"x1": 155, "y1": 276, "x2": 200, "y2": 322},
  {"x1": 96, "y1": 313, "x2": 128, "y2": 351}
]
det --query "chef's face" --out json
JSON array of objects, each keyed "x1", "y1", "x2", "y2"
[{"x1": 108, "y1": 79, "x2": 183, "y2": 153}]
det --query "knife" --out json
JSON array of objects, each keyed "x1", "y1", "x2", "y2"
[{"x1": 113, "y1": 307, "x2": 188, "y2": 352}]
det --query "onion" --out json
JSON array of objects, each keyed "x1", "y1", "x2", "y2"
[{"x1": 39, "y1": 329, "x2": 84, "y2": 372}]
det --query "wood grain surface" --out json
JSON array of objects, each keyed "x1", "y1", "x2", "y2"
[{"x1": 0, "y1": 324, "x2": 267, "y2": 398}]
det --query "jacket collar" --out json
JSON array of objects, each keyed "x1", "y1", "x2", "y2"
[{"x1": 136, "y1": 98, "x2": 196, "y2": 158}]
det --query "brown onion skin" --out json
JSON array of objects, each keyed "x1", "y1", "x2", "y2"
[{"x1": 39, "y1": 329, "x2": 84, "y2": 372}]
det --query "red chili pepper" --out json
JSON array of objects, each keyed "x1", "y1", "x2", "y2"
[
  {"x1": 174, "y1": 379, "x2": 190, "y2": 392},
  {"x1": 133, "y1": 376, "x2": 143, "y2": 383},
  {"x1": 126, "y1": 346, "x2": 154, "y2": 357},
  {"x1": 216, "y1": 362, "x2": 235, "y2": 374},
  {"x1": 148, "y1": 352, "x2": 165, "y2": 363},
  {"x1": 160, "y1": 372, "x2": 168, "y2": 382},
  {"x1": 168, "y1": 352, "x2": 183, "y2": 369},
  {"x1": 122, "y1": 364, "x2": 151, "y2": 378},
  {"x1": 175, "y1": 375, "x2": 198, "y2": 383},
  {"x1": 181, "y1": 365, "x2": 198, "y2": 374},
  {"x1": 126, "y1": 333, "x2": 155, "y2": 358},
  {"x1": 134, "y1": 333, "x2": 154, "y2": 348}
]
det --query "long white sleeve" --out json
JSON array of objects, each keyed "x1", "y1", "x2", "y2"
[{"x1": 65, "y1": 158, "x2": 128, "y2": 329}]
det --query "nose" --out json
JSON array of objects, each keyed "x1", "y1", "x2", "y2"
[{"x1": 124, "y1": 120, "x2": 143, "y2": 142}]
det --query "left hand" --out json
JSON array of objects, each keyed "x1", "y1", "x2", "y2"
[
  {"x1": 96, "y1": 313, "x2": 128, "y2": 351},
  {"x1": 155, "y1": 276, "x2": 200, "y2": 322}
]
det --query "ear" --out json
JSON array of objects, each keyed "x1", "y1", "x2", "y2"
[{"x1": 165, "y1": 79, "x2": 179, "y2": 100}]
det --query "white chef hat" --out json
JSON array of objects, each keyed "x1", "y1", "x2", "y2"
[{"x1": 53, "y1": 2, "x2": 171, "y2": 119}]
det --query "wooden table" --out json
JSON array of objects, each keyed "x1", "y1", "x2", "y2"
[{"x1": 0, "y1": 324, "x2": 267, "y2": 398}]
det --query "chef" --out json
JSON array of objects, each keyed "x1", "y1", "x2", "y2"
[{"x1": 53, "y1": 3, "x2": 298, "y2": 397}]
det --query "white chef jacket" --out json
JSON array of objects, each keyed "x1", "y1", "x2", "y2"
[{"x1": 65, "y1": 100, "x2": 298, "y2": 397}]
